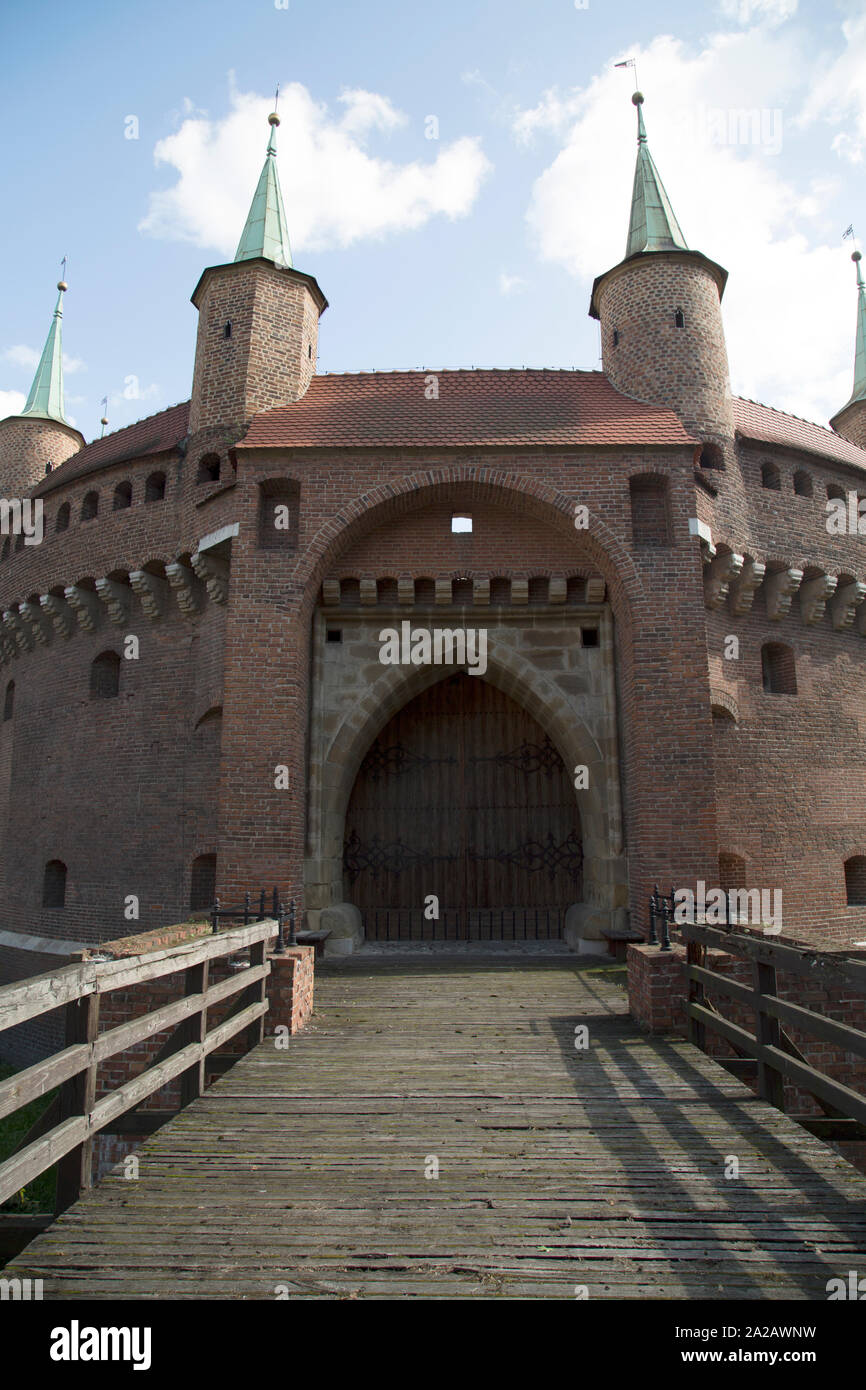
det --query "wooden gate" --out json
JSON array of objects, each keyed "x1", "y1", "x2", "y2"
[{"x1": 343, "y1": 673, "x2": 582, "y2": 939}]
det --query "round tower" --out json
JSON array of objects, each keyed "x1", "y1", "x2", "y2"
[
  {"x1": 0, "y1": 278, "x2": 84, "y2": 494},
  {"x1": 188, "y1": 111, "x2": 328, "y2": 442},
  {"x1": 830, "y1": 249, "x2": 866, "y2": 450},
  {"x1": 589, "y1": 93, "x2": 734, "y2": 460}
]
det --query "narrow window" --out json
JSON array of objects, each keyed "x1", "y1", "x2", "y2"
[
  {"x1": 3, "y1": 680, "x2": 14, "y2": 721},
  {"x1": 581, "y1": 628, "x2": 599, "y2": 648},
  {"x1": 43, "y1": 859, "x2": 67, "y2": 909},
  {"x1": 827, "y1": 483, "x2": 845, "y2": 502},
  {"x1": 90, "y1": 650, "x2": 121, "y2": 699},
  {"x1": 674, "y1": 307, "x2": 685, "y2": 329},
  {"x1": 761, "y1": 642, "x2": 796, "y2": 695},
  {"x1": 761, "y1": 462, "x2": 781, "y2": 491},
  {"x1": 145, "y1": 471, "x2": 166, "y2": 503},
  {"x1": 224, "y1": 321, "x2": 232, "y2": 340},
  {"x1": 612, "y1": 329, "x2": 619, "y2": 347},
  {"x1": 699, "y1": 443, "x2": 723, "y2": 470},
  {"x1": 81, "y1": 490, "x2": 99, "y2": 521},
  {"x1": 197, "y1": 453, "x2": 221, "y2": 485},
  {"x1": 113, "y1": 481, "x2": 132, "y2": 511},
  {"x1": 844, "y1": 856, "x2": 866, "y2": 906},
  {"x1": 190, "y1": 854, "x2": 217, "y2": 912},
  {"x1": 793, "y1": 470, "x2": 812, "y2": 498},
  {"x1": 56, "y1": 502, "x2": 71, "y2": 532}
]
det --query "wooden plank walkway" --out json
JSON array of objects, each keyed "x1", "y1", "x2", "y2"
[{"x1": 8, "y1": 956, "x2": 866, "y2": 1299}]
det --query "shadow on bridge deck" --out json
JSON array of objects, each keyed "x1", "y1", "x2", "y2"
[{"x1": 6, "y1": 956, "x2": 866, "y2": 1299}]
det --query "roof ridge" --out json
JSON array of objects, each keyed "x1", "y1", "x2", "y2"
[{"x1": 315, "y1": 367, "x2": 604, "y2": 377}]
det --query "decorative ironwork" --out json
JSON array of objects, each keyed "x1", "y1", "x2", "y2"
[
  {"x1": 359, "y1": 739, "x2": 457, "y2": 782},
  {"x1": 469, "y1": 830, "x2": 583, "y2": 881},
  {"x1": 469, "y1": 735, "x2": 565, "y2": 777},
  {"x1": 362, "y1": 906, "x2": 566, "y2": 942},
  {"x1": 343, "y1": 829, "x2": 458, "y2": 882}
]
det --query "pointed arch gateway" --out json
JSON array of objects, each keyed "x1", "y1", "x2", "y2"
[
  {"x1": 343, "y1": 672, "x2": 582, "y2": 939},
  {"x1": 307, "y1": 631, "x2": 624, "y2": 945}
]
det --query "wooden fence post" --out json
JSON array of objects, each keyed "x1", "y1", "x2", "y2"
[
  {"x1": 180, "y1": 962, "x2": 209, "y2": 1107},
  {"x1": 55, "y1": 991, "x2": 100, "y2": 1214},
  {"x1": 246, "y1": 940, "x2": 267, "y2": 1050},
  {"x1": 754, "y1": 958, "x2": 785, "y2": 1111},
  {"x1": 686, "y1": 934, "x2": 705, "y2": 1049}
]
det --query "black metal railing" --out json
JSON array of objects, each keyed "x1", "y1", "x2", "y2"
[
  {"x1": 648, "y1": 884, "x2": 738, "y2": 951},
  {"x1": 210, "y1": 888, "x2": 297, "y2": 953},
  {"x1": 363, "y1": 906, "x2": 565, "y2": 942}
]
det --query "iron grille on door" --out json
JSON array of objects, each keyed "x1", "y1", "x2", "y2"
[{"x1": 343, "y1": 674, "x2": 582, "y2": 940}]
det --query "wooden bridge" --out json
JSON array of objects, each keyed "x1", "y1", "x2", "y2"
[{"x1": 5, "y1": 953, "x2": 866, "y2": 1299}]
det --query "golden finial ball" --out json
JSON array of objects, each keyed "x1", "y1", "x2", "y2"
[
  {"x1": 57, "y1": 280, "x2": 68, "y2": 292},
  {"x1": 853, "y1": 250, "x2": 862, "y2": 264},
  {"x1": 101, "y1": 417, "x2": 109, "y2": 427},
  {"x1": 632, "y1": 91, "x2": 644, "y2": 106},
  {"x1": 268, "y1": 112, "x2": 280, "y2": 126}
]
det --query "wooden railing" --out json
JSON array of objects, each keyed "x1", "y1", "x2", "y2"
[
  {"x1": 682, "y1": 921, "x2": 866, "y2": 1138},
  {"x1": 0, "y1": 918, "x2": 277, "y2": 1219}
]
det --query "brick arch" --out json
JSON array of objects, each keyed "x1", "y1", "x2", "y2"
[
  {"x1": 292, "y1": 468, "x2": 646, "y2": 635},
  {"x1": 709, "y1": 687, "x2": 739, "y2": 723},
  {"x1": 308, "y1": 639, "x2": 623, "y2": 913}
]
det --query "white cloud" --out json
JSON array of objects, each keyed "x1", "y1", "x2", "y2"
[
  {"x1": 2, "y1": 345, "x2": 85, "y2": 373},
  {"x1": 0, "y1": 389, "x2": 26, "y2": 418},
  {"x1": 719, "y1": 0, "x2": 798, "y2": 26},
  {"x1": 498, "y1": 272, "x2": 527, "y2": 295},
  {"x1": 800, "y1": 13, "x2": 866, "y2": 165},
  {"x1": 337, "y1": 89, "x2": 406, "y2": 136},
  {"x1": 512, "y1": 88, "x2": 584, "y2": 146},
  {"x1": 139, "y1": 81, "x2": 491, "y2": 256},
  {"x1": 516, "y1": 28, "x2": 861, "y2": 425}
]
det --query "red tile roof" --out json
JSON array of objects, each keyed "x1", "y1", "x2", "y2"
[
  {"x1": 733, "y1": 397, "x2": 866, "y2": 470},
  {"x1": 238, "y1": 370, "x2": 697, "y2": 451},
  {"x1": 35, "y1": 401, "x2": 190, "y2": 495}
]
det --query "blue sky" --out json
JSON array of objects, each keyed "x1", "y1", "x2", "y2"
[{"x1": 1, "y1": 0, "x2": 864, "y2": 440}]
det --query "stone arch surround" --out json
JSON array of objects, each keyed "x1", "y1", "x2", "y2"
[{"x1": 303, "y1": 610, "x2": 627, "y2": 936}]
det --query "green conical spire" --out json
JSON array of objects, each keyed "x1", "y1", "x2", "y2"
[
  {"x1": 21, "y1": 279, "x2": 68, "y2": 423},
  {"x1": 234, "y1": 112, "x2": 293, "y2": 269},
  {"x1": 844, "y1": 250, "x2": 866, "y2": 408},
  {"x1": 625, "y1": 92, "x2": 688, "y2": 260}
]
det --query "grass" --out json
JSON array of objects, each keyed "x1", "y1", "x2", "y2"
[{"x1": 0, "y1": 1063, "x2": 57, "y2": 1213}]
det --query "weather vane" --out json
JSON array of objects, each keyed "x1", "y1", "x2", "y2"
[{"x1": 614, "y1": 57, "x2": 640, "y2": 90}]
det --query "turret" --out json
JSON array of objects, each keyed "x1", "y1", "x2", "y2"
[
  {"x1": 590, "y1": 92, "x2": 734, "y2": 460},
  {"x1": 188, "y1": 109, "x2": 328, "y2": 441},
  {"x1": 0, "y1": 277, "x2": 84, "y2": 494},
  {"x1": 830, "y1": 250, "x2": 866, "y2": 450}
]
